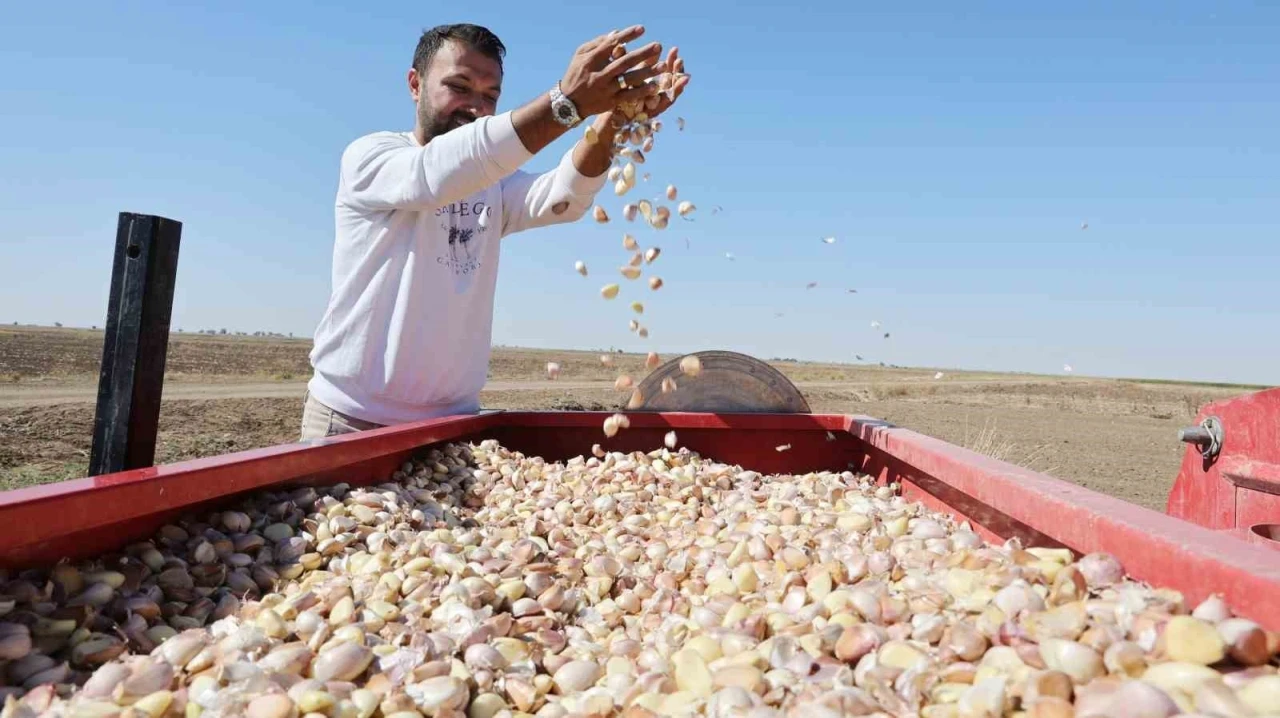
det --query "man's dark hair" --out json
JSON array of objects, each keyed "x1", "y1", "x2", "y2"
[{"x1": 413, "y1": 24, "x2": 506, "y2": 75}]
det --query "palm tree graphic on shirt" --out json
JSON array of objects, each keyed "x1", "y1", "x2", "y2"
[{"x1": 447, "y1": 226, "x2": 476, "y2": 261}]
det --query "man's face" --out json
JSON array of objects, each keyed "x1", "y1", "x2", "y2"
[{"x1": 410, "y1": 40, "x2": 503, "y2": 141}]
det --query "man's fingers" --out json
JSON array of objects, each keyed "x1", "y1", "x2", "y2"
[
  {"x1": 601, "y1": 41, "x2": 663, "y2": 78},
  {"x1": 616, "y1": 83, "x2": 661, "y2": 104},
  {"x1": 613, "y1": 25, "x2": 645, "y2": 43},
  {"x1": 617, "y1": 65, "x2": 660, "y2": 88},
  {"x1": 584, "y1": 25, "x2": 644, "y2": 61}
]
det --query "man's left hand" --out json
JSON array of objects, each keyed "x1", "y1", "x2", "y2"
[{"x1": 642, "y1": 47, "x2": 689, "y2": 118}]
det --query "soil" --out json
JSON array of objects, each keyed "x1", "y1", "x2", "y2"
[{"x1": 1, "y1": 325, "x2": 1261, "y2": 510}]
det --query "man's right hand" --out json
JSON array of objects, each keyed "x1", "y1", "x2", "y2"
[{"x1": 559, "y1": 26, "x2": 664, "y2": 117}]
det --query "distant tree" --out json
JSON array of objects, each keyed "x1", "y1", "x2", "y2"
[
  {"x1": 288, "y1": 332, "x2": 293, "y2": 338},
  {"x1": 91, "y1": 325, "x2": 97, "y2": 330},
  {"x1": 219, "y1": 328, "x2": 227, "y2": 335},
  {"x1": 54, "y1": 322, "x2": 63, "y2": 328}
]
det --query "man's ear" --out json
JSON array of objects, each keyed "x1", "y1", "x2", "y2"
[{"x1": 408, "y1": 68, "x2": 421, "y2": 102}]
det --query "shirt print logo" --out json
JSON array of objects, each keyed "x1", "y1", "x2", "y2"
[{"x1": 436, "y1": 200, "x2": 492, "y2": 277}]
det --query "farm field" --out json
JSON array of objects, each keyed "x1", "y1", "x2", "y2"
[{"x1": 1, "y1": 325, "x2": 1261, "y2": 510}]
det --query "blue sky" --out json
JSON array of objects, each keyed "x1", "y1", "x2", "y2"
[{"x1": 1, "y1": 1, "x2": 1277, "y2": 384}]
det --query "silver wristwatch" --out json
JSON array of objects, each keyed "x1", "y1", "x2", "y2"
[{"x1": 549, "y1": 82, "x2": 582, "y2": 128}]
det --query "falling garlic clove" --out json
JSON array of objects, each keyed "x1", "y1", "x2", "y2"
[
  {"x1": 629, "y1": 251, "x2": 644, "y2": 267},
  {"x1": 645, "y1": 247, "x2": 661, "y2": 264},
  {"x1": 546, "y1": 363, "x2": 561, "y2": 380},
  {"x1": 620, "y1": 266, "x2": 642, "y2": 280},
  {"x1": 651, "y1": 206, "x2": 670, "y2": 229},
  {"x1": 666, "y1": 185, "x2": 678, "y2": 201},
  {"x1": 638, "y1": 326, "x2": 649, "y2": 338},
  {"x1": 678, "y1": 201, "x2": 696, "y2": 217},
  {"x1": 600, "y1": 354, "x2": 614, "y2": 367},
  {"x1": 680, "y1": 355, "x2": 702, "y2": 377},
  {"x1": 776, "y1": 444, "x2": 792, "y2": 452},
  {"x1": 664, "y1": 431, "x2": 677, "y2": 449},
  {"x1": 629, "y1": 319, "x2": 640, "y2": 332},
  {"x1": 627, "y1": 388, "x2": 645, "y2": 410},
  {"x1": 614, "y1": 375, "x2": 634, "y2": 391},
  {"x1": 602, "y1": 415, "x2": 620, "y2": 438},
  {"x1": 632, "y1": 149, "x2": 646, "y2": 164},
  {"x1": 592, "y1": 206, "x2": 609, "y2": 223},
  {"x1": 575, "y1": 261, "x2": 587, "y2": 276},
  {"x1": 638, "y1": 200, "x2": 653, "y2": 222},
  {"x1": 623, "y1": 234, "x2": 639, "y2": 250},
  {"x1": 622, "y1": 204, "x2": 638, "y2": 222},
  {"x1": 661, "y1": 376, "x2": 677, "y2": 393},
  {"x1": 611, "y1": 44, "x2": 626, "y2": 60},
  {"x1": 584, "y1": 125, "x2": 599, "y2": 144},
  {"x1": 645, "y1": 352, "x2": 661, "y2": 370},
  {"x1": 600, "y1": 284, "x2": 620, "y2": 300},
  {"x1": 614, "y1": 179, "x2": 631, "y2": 196},
  {"x1": 642, "y1": 136, "x2": 654, "y2": 153},
  {"x1": 622, "y1": 163, "x2": 636, "y2": 183},
  {"x1": 630, "y1": 301, "x2": 644, "y2": 314},
  {"x1": 608, "y1": 167, "x2": 622, "y2": 182},
  {"x1": 649, "y1": 276, "x2": 663, "y2": 290}
]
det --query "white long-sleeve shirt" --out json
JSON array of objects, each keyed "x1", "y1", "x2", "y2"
[{"x1": 306, "y1": 110, "x2": 606, "y2": 425}]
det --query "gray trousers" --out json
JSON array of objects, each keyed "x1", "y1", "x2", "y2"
[{"x1": 299, "y1": 391, "x2": 384, "y2": 440}]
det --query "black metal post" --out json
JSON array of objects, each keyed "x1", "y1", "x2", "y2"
[{"x1": 88, "y1": 213, "x2": 183, "y2": 476}]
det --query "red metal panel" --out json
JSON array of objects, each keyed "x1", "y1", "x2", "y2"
[
  {"x1": 2, "y1": 409, "x2": 1279, "y2": 630},
  {"x1": 847, "y1": 415, "x2": 1280, "y2": 629},
  {"x1": 0, "y1": 413, "x2": 503, "y2": 568},
  {"x1": 1167, "y1": 387, "x2": 1280, "y2": 534}
]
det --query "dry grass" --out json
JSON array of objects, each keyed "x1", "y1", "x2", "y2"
[{"x1": 961, "y1": 416, "x2": 1057, "y2": 475}]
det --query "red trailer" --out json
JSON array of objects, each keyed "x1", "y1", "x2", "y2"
[{"x1": 2, "y1": 358, "x2": 1278, "y2": 631}]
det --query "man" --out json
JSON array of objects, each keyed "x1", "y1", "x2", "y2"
[{"x1": 300, "y1": 23, "x2": 688, "y2": 440}]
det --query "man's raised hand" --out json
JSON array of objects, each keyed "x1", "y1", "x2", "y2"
[{"x1": 560, "y1": 26, "x2": 663, "y2": 117}]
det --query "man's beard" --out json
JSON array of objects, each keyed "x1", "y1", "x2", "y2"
[{"x1": 419, "y1": 103, "x2": 477, "y2": 141}]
